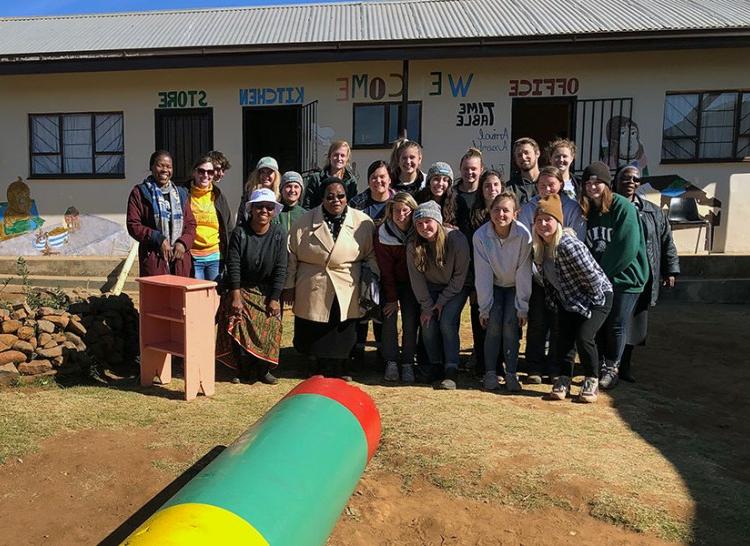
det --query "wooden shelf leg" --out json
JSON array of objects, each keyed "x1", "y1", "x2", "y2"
[{"x1": 140, "y1": 347, "x2": 172, "y2": 386}]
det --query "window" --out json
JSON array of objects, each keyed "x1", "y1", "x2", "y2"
[
  {"x1": 352, "y1": 102, "x2": 422, "y2": 148},
  {"x1": 29, "y1": 112, "x2": 125, "y2": 177},
  {"x1": 662, "y1": 92, "x2": 750, "y2": 162}
]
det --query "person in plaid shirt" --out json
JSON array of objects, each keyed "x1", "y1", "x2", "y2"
[{"x1": 531, "y1": 194, "x2": 613, "y2": 403}]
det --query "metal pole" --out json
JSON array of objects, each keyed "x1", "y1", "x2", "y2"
[{"x1": 400, "y1": 59, "x2": 409, "y2": 138}]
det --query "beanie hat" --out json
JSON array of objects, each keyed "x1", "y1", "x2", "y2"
[
  {"x1": 535, "y1": 194, "x2": 564, "y2": 225},
  {"x1": 581, "y1": 161, "x2": 613, "y2": 187},
  {"x1": 413, "y1": 200, "x2": 443, "y2": 224},
  {"x1": 255, "y1": 156, "x2": 279, "y2": 171},
  {"x1": 280, "y1": 171, "x2": 304, "y2": 189},
  {"x1": 427, "y1": 162, "x2": 454, "y2": 183}
]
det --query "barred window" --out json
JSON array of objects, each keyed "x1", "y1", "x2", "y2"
[
  {"x1": 352, "y1": 102, "x2": 421, "y2": 148},
  {"x1": 29, "y1": 112, "x2": 125, "y2": 177},
  {"x1": 662, "y1": 92, "x2": 749, "y2": 162}
]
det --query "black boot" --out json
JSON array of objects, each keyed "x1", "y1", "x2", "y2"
[{"x1": 259, "y1": 363, "x2": 278, "y2": 385}]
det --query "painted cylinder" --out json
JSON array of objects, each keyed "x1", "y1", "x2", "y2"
[{"x1": 122, "y1": 376, "x2": 381, "y2": 546}]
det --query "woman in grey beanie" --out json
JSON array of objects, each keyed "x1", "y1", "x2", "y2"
[{"x1": 406, "y1": 201, "x2": 471, "y2": 390}]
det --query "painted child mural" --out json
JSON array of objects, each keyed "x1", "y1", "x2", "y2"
[{"x1": 604, "y1": 116, "x2": 648, "y2": 174}]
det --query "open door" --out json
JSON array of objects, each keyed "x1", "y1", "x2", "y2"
[{"x1": 155, "y1": 108, "x2": 213, "y2": 183}]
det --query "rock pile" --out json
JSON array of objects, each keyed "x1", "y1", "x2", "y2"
[{"x1": 0, "y1": 294, "x2": 139, "y2": 385}]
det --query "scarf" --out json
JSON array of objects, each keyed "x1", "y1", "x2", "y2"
[
  {"x1": 144, "y1": 176, "x2": 183, "y2": 246},
  {"x1": 322, "y1": 206, "x2": 347, "y2": 242},
  {"x1": 384, "y1": 218, "x2": 413, "y2": 245}
]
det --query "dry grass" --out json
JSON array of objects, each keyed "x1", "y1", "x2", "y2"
[{"x1": 2, "y1": 303, "x2": 750, "y2": 544}]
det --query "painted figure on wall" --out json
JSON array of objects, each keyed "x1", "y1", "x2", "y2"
[
  {"x1": 0, "y1": 177, "x2": 44, "y2": 240},
  {"x1": 603, "y1": 116, "x2": 648, "y2": 174}
]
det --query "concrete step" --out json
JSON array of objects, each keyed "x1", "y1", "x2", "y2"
[
  {"x1": 659, "y1": 277, "x2": 750, "y2": 304},
  {"x1": 0, "y1": 256, "x2": 136, "y2": 279},
  {"x1": 2, "y1": 274, "x2": 139, "y2": 294},
  {"x1": 677, "y1": 254, "x2": 750, "y2": 278}
]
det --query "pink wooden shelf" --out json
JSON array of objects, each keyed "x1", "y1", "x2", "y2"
[{"x1": 145, "y1": 340, "x2": 185, "y2": 357}]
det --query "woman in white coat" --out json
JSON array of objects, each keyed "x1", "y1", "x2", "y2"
[{"x1": 284, "y1": 176, "x2": 379, "y2": 380}]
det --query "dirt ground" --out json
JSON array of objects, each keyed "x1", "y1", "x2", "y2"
[{"x1": 0, "y1": 301, "x2": 748, "y2": 545}]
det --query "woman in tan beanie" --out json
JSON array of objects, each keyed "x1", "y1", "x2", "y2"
[{"x1": 532, "y1": 194, "x2": 613, "y2": 403}]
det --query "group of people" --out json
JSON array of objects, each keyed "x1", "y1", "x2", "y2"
[{"x1": 126, "y1": 135, "x2": 679, "y2": 403}]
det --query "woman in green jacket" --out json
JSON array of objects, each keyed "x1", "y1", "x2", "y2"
[{"x1": 580, "y1": 162, "x2": 648, "y2": 391}]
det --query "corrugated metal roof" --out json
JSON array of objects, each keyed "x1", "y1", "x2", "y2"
[{"x1": 1, "y1": 0, "x2": 749, "y2": 59}]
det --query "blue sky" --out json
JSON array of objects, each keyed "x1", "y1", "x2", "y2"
[{"x1": 0, "y1": 0, "x2": 351, "y2": 17}]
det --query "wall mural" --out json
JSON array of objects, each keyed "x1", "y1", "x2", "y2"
[
  {"x1": 0, "y1": 177, "x2": 131, "y2": 257},
  {"x1": 603, "y1": 115, "x2": 649, "y2": 174}
]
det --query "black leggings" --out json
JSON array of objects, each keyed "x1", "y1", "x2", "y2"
[{"x1": 551, "y1": 292, "x2": 613, "y2": 378}]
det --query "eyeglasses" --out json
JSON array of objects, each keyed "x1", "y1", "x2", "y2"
[
  {"x1": 196, "y1": 168, "x2": 215, "y2": 176},
  {"x1": 251, "y1": 203, "x2": 276, "y2": 211},
  {"x1": 620, "y1": 176, "x2": 641, "y2": 183},
  {"x1": 325, "y1": 193, "x2": 347, "y2": 202}
]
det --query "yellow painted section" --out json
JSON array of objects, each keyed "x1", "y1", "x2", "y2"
[{"x1": 121, "y1": 503, "x2": 269, "y2": 546}]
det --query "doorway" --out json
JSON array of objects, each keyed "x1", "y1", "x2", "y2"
[
  {"x1": 154, "y1": 108, "x2": 214, "y2": 183},
  {"x1": 511, "y1": 97, "x2": 576, "y2": 169}
]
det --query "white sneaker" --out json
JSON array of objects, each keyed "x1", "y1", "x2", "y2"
[
  {"x1": 384, "y1": 361, "x2": 399, "y2": 382},
  {"x1": 401, "y1": 363, "x2": 415, "y2": 383},
  {"x1": 483, "y1": 371, "x2": 500, "y2": 391}
]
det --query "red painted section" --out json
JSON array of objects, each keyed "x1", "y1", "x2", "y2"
[{"x1": 284, "y1": 376, "x2": 381, "y2": 462}]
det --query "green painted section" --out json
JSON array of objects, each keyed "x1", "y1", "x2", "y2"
[{"x1": 163, "y1": 393, "x2": 368, "y2": 546}]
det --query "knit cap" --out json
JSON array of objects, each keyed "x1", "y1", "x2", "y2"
[
  {"x1": 280, "y1": 171, "x2": 304, "y2": 189},
  {"x1": 413, "y1": 200, "x2": 443, "y2": 224},
  {"x1": 535, "y1": 193, "x2": 564, "y2": 225},
  {"x1": 427, "y1": 162, "x2": 454, "y2": 183},
  {"x1": 581, "y1": 161, "x2": 613, "y2": 186}
]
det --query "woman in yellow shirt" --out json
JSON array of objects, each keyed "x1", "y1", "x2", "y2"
[{"x1": 189, "y1": 155, "x2": 233, "y2": 281}]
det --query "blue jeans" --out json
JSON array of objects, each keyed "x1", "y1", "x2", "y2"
[
  {"x1": 483, "y1": 286, "x2": 520, "y2": 375},
  {"x1": 598, "y1": 291, "x2": 640, "y2": 366},
  {"x1": 193, "y1": 260, "x2": 221, "y2": 281},
  {"x1": 421, "y1": 287, "x2": 469, "y2": 371},
  {"x1": 381, "y1": 283, "x2": 420, "y2": 364}
]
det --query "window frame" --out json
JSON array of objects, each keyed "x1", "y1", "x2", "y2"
[
  {"x1": 351, "y1": 101, "x2": 422, "y2": 149},
  {"x1": 661, "y1": 90, "x2": 749, "y2": 164},
  {"x1": 28, "y1": 111, "x2": 126, "y2": 179}
]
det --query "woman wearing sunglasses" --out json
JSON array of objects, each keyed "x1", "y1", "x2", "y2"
[
  {"x1": 217, "y1": 188, "x2": 287, "y2": 385},
  {"x1": 188, "y1": 155, "x2": 233, "y2": 281},
  {"x1": 284, "y1": 176, "x2": 379, "y2": 381}
]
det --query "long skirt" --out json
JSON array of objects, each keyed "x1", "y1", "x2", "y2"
[
  {"x1": 216, "y1": 288, "x2": 282, "y2": 369},
  {"x1": 293, "y1": 297, "x2": 357, "y2": 360}
]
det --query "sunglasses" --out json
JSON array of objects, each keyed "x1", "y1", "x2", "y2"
[
  {"x1": 251, "y1": 203, "x2": 276, "y2": 211},
  {"x1": 620, "y1": 176, "x2": 641, "y2": 183},
  {"x1": 325, "y1": 193, "x2": 347, "y2": 202},
  {"x1": 196, "y1": 168, "x2": 215, "y2": 176}
]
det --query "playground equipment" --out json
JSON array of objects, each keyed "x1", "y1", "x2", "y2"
[{"x1": 122, "y1": 376, "x2": 381, "y2": 545}]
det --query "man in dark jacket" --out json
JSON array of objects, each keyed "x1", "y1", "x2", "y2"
[
  {"x1": 616, "y1": 166, "x2": 680, "y2": 381},
  {"x1": 507, "y1": 137, "x2": 540, "y2": 205}
]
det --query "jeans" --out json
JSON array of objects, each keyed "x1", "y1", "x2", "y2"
[
  {"x1": 381, "y1": 283, "x2": 420, "y2": 364},
  {"x1": 469, "y1": 295, "x2": 485, "y2": 372},
  {"x1": 421, "y1": 287, "x2": 468, "y2": 371},
  {"x1": 483, "y1": 286, "x2": 520, "y2": 375},
  {"x1": 552, "y1": 291, "x2": 613, "y2": 378},
  {"x1": 525, "y1": 282, "x2": 552, "y2": 375},
  {"x1": 193, "y1": 260, "x2": 221, "y2": 281},
  {"x1": 598, "y1": 291, "x2": 640, "y2": 366}
]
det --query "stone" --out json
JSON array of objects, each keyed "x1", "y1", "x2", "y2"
[
  {"x1": 52, "y1": 356, "x2": 64, "y2": 367},
  {"x1": 11, "y1": 309, "x2": 28, "y2": 321},
  {"x1": 13, "y1": 302, "x2": 32, "y2": 313},
  {"x1": 37, "y1": 332, "x2": 52, "y2": 346},
  {"x1": 29, "y1": 337, "x2": 37, "y2": 350},
  {"x1": 43, "y1": 315, "x2": 70, "y2": 329},
  {"x1": 52, "y1": 333, "x2": 66, "y2": 343},
  {"x1": 43, "y1": 341, "x2": 58, "y2": 350},
  {"x1": 36, "y1": 346, "x2": 63, "y2": 359},
  {"x1": 0, "y1": 350, "x2": 27, "y2": 365},
  {"x1": 0, "y1": 308, "x2": 9, "y2": 319},
  {"x1": 12, "y1": 340, "x2": 34, "y2": 355},
  {"x1": 17, "y1": 360, "x2": 53, "y2": 375},
  {"x1": 36, "y1": 320, "x2": 55, "y2": 334},
  {"x1": 1, "y1": 320, "x2": 22, "y2": 334},
  {"x1": 37, "y1": 306, "x2": 64, "y2": 317},
  {"x1": 0, "y1": 362, "x2": 20, "y2": 386},
  {"x1": 66, "y1": 319, "x2": 87, "y2": 336},
  {"x1": 0, "y1": 342, "x2": 9, "y2": 352},
  {"x1": 0, "y1": 334, "x2": 19, "y2": 346},
  {"x1": 16, "y1": 326, "x2": 35, "y2": 341},
  {"x1": 62, "y1": 341, "x2": 77, "y2": 350},
  {"x1": 64, "y1": 332, "x2": 86, "y2": 350}
]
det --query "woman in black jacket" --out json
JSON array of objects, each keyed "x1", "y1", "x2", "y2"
[{"x1": 615, "y1": 166, "x2": 680, "y2": 381}]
